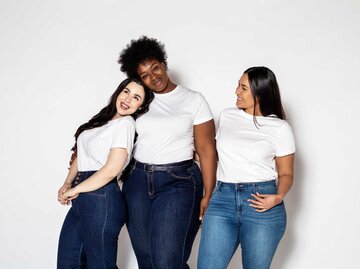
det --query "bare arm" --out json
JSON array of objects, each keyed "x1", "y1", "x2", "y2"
[
  {"x1": 275, "y1": 154, "x2": 295, "y2": 200},
  {"x1": 194, "y1": 119, "x2": 217, "y2": 220},
  {"x1": 248, "y1": 154, "x2": 294, "y2": 212},
  {"x1": 63, "y1": 148, "x2": 128, "y2": 200},
  {"x1": 57, "y1": 158, "x2": 78, "y2": 205}
]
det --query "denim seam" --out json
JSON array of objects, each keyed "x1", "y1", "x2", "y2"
[
  {"x1": 101, "y1": 191, "x2": 109, "y2": 268},
  {"x1": 77, "y1": 243, "x2": 84, "y2": 267},
  {"x1": 147, "y1": 171, "x2": 154, "y2": 196},
  {"x1": 181, "y1": 172, "x2": 196, "y2": 266}
]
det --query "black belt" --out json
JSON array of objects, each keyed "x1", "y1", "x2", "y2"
[{"x1": 134, "y1": 159, "x2": 193, "y2": 172}]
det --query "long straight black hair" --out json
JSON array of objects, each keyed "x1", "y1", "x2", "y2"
[
  {"x1": 71, "y1": 77, "x2": 153, "y2": 152},
  {"x1": 244, "y1": 66, "x2": 286, "y2": 121}
]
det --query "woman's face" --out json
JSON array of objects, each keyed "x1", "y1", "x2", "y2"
[
  {"x1": 137, "y1": 59, "x2": 171, "y2": 93},
  {"x1": 115, "y1": 82, "x2": 145, "y2": 117},
  {"x1": 235, "y1": 73, "x2": 256, "y2": 114}
]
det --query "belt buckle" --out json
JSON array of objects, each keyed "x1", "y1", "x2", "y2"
[{"x1": 145, "y1": 164, "x2": 155, "y2": 172}]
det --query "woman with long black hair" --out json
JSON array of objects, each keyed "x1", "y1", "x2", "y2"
[
  {"x1": 198, "y1": 66, "x2": 295, "y2": 269},
  {"x1": 57, "y1": 77, "x2": 153, "y2": 269}
]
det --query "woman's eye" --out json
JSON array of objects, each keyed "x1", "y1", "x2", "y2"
[{"x1": 141, "y1": 75, "x2": 148, "y2": 80}]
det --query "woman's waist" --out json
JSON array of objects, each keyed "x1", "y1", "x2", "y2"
[
  {"x1": 216, "y1": 179, "x2": 276, "y2": 191},
  {"x1": 133, "y1": 144, "x2": 194, "y2": 164},
  {"x1": 132, "y1": 159, "x2": 194, "y2": 172},
  {"x1": 73, "y1": 170, "x2": 117, "y2": 186}
]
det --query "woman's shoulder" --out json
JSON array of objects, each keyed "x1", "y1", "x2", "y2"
[
  {"x1": 220, "y1": 107, "x2": 240, "y2": 118},
  {"x1": 262, "y1": 117, "x2": 293, "y2": 137},
  {"x1": 264, "y1": 116, "x2": 291, "y2": 128},
  {"x1": 113, "y1": 116, "x2": 135, "y2": 128},
  {"x1": 221, "y1": 107, "x2": 238, "y2": 113},
  {"x1": 178, "y1": 85, "x2": 205, "y2": 99}
]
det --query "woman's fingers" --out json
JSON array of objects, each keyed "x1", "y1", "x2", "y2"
[{"x1": 248, "y1": 193, "x2": 275, "y2": 212}]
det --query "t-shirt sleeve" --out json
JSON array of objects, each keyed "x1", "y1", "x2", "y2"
[
  {"x1": 276, "y1": 121, "x2": 296, "y2": 156},
  {"x1": 111, "y1": 117, "x2": 135, "y2": 155},
  {"x1": 193, "y1": 93, "x2": 214, "y2": 125}
]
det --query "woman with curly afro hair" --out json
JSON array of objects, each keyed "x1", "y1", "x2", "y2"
[{"x1": 118, "y1": 36, "x2": 217, "y2": 269}]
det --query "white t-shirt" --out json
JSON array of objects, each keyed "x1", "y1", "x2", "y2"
[
  {"x1": 77, "y1": 116, "x2": 135, "y2": 173},
  {"x1": 216, "y1": 108, "x2": 295, "y2": 183},
  {"x1": 134, "y1": 85, "x2": 213, "y2": 164}
]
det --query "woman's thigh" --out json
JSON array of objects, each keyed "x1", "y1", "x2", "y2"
[
  {"x1": 149, "y1": 165, "x2": 201, "y2": 269},
  {"x1": 77, "y1": 183, "x2": 126, "y2": 268},
  {"x1": 198, "y1": 185, "x2": 240, "y2": 269},
  {"x1": 240, "y1": 183, "x2": 287, "y2": 269}
]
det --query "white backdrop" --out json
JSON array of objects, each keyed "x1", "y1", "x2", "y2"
[{"x1": 1, "y1": 0, "x2": 359, "y2": 268}]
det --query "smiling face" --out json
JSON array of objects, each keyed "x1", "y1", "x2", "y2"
[
  {"x1": 137, "y1": 59, "x2": 176, "y2": 94},
  {"x1": 113, "y1": 82, "x2": 145, "y2": 119},
  {"x1": 235, "y1": 73, "x2": 261, "y2": 115}
]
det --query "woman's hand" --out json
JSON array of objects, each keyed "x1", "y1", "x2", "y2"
[
  {"x1": 57, "y1": 182, "x2": 72, "y2": 205},
  {"x1": 63, "y1": 187, "x2": 80, "y2": 202},
  {"x1": 199, "y1": 195, "x2": 211, "y2": 221},
  {"x1": 248, "y1": 192, "x2": 283, "y2": 212}
]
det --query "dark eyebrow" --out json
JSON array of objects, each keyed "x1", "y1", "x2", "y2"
[
  {"x1": 241, "y1": 83, "x2": 249, "y2": 89},
  {"x1": 134, "y1": 94, "x2": 143, "y2": 99},
  {"x1": 139, "y1": 62, "x2": 159, "y2": 75},
  {"x1": 125, "y1": 87, "x2": 143, "y2": 99}
]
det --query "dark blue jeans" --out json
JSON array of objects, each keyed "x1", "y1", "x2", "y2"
[
  {"x1": 57, "y1": 171, "x2": 127, "y2": 269},
  {"x1": 123, "y1": 159, "x2": 203, "y2": 269},
  {"x1": 198, "y1": 180, "x2": 286, "y2": 269}
]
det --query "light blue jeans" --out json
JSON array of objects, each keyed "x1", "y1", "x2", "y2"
[{"x1": 198, "y1": 180, "x2": 286, "y2": 269}]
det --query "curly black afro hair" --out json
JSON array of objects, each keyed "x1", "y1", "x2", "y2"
[{"x1": 118, "y1": 36, "x2": 168, "y2": 78}]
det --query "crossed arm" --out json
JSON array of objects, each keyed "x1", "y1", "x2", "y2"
[{"x1": 57, "y1": 148, "x2": 128, "y2": 205}]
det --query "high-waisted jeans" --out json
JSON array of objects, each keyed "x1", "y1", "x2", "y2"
[
  {"x1": 57, "y1": 171, "x2": 126, "y2": 269},
  {"x1": 123, "y1": 159, "x2": 203, "y2": 269},
  {"x1": 198, "y1": 180, "x2": 286, "y2": 269}
]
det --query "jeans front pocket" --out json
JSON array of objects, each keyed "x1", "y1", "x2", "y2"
[
  {"x1": 254, "y1": 181, "x2": 277, "y2": 195},
  {"x1": 167, "y1": 169, "x2": 193, "y2": 180}
]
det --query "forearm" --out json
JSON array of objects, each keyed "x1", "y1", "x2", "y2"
[
  {"x1": 64, "y1": 158, "x2": 78, "y2": 184},
  {"x1": 276, "y1": 174, "x2": 293, "y2": 200},
  {"x1": 73, "y1": 166, "x2": 118, "y2": 193},
  {"x1": 198, "y1": 149, "x2": 217, "y2": 197},
  {"x1": 73, "y1": 148, "x2": 128, "y2": 194}
]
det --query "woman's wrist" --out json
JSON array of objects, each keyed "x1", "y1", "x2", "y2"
[
  {"x1": 64, "y1": 180, "x2": 72, "y2": 186},
  {"x1": 203, "y1": 191, "x2": 213, "y2": 199},
  {"x1": 73, "y1": 185, "x2": 81, "y2": 194},
  {"x1": 275, "y1": 193, "x2": 284, "y2": 204}
]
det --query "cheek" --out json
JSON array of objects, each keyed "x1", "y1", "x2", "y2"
[
  {"x1": 245, "y1": 92, "x2": 253, "y2": 102},
  {"x1": 141, "y1": 78, "x2": 151, "y2": 87},
  {"x1": 115, "y1": 100, "x2": 120, "y2": 109},
  {"x1": 132, "y1": 101, "x2": 142, "y2": 111}
]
